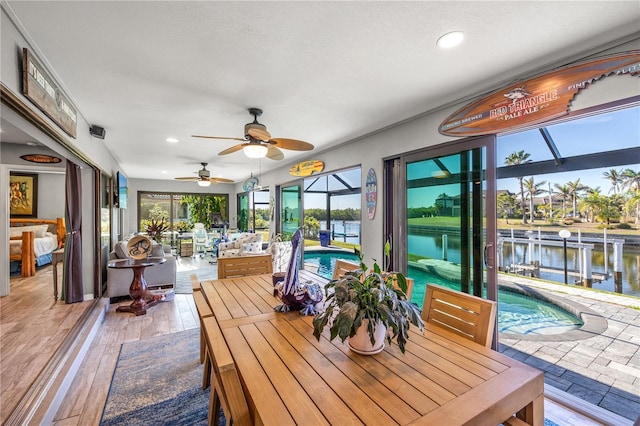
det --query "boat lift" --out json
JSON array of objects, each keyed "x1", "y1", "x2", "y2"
[{"x1": 497, "y1": 228, "x2": 625, "y2": 288}]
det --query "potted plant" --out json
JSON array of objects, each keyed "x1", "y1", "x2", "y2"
[
  {"x1": 312, "y1": 243, "x2": 424, "y2": 355},
  {"x1": 145, "y1": 217, "x2": 169, "y2": 243}
]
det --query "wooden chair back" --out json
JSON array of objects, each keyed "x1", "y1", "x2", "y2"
[
  {"x1": 421, "y1": 284, "x2": 497, "y2": 348},
  {"x1": 202, "y1": 316, "x2": 252, "y2": 426},
  {"x1": 217, "y1": 254, "x2": 273, "y2": 279},
  {"x1": 395, "y1": 276, "x2": 415, "y2": 301},
  {"x1": 332, "y1": 259, "x2": 360, "y2": 280}
]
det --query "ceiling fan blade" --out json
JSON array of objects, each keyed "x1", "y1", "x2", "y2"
[
  {"x1": 192, "y1": 135, "x2": 246, "y2": 141},
  {"x1": 218, "y1": 144, "x2": 245, "y2": 155},
  {"x1": 210, "y1": 177, "x2": 234, "y2": 184},
  {"x1": 247, "y1": 127, "x2": 271, "y2": 141},
  {"x1": 174, "y1": 177, "x2": 199, "y2": 181},
  {"x1": 266, "y1": 145, "x2": 285, "y2": 160},
  {"x1": 269, "y1": 138, "x2": 314, "y2": 151}
]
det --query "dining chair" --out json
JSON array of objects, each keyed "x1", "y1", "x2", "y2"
[
  {"x1": 332, "y1": 259, "x2": 360, "y2": 279},
  {"x1": 332, "y1": 259, "x2": 415, "y2": 300},
  {"x1": 421, "y1": 284, "x2": 497, "y2": 348},
  {"x1": 202, "y1": 316, "x2": 252, "y2": 426}
]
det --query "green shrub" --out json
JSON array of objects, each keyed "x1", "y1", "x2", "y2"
[{"x1": 616, "y1": 222, "x2": 633, "y2": 230}]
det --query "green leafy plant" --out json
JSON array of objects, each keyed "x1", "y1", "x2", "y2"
[{"x1": 312, "y1": 243, "x2": 424, "y2": 354}]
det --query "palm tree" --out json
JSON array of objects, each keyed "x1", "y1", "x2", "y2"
[
  {"x1": 505, "y1": 150, "x2": 532, "y2": 223},
  {"x1": 603, "y1": 169, "x2": 624, "y2": 195},
  {"x1": 554, "y1": 183, "x2": 571, "y2": 218},
  {"x1": 580, "y1": 188, "x2": 603, "y2": 223},
  {"x1": 523, "y1": 177, "x2": 546, "y2": 223},
  {"x1": 566, "y1": 179, "x2": 587, "y2": 219},
  {"x1": 622, "y1": 168, "x2": 640, "y2": 223},
  {"x1": 497, "y1": 191, "x2": 516, "y2": 224}
]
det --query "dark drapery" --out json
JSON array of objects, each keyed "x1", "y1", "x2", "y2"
[{"x1": 63, "y1": 160, "x2": 84, "y2": 303}]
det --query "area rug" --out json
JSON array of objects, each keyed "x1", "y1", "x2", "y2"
[
  {"x1": 175, "y1": 266, "x2": 219, "y2": 294},
  {"x1": 100, "y1": 328, "x2": 222, "y2": 425}
]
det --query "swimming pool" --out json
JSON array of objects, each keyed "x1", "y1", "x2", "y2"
[{"x1": 304, "y1": 250, "x2": 584, "y2": 336}]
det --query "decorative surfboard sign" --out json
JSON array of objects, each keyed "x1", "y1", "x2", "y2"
[
  {"x1": 439, "y1": 50, "x2": 640, "y2": 136},
  {"x1": 365, "y1": 168, "x2": 377, "y2": 220},
  {"x1": 289, "y1": 160, "x2": 324, "y2": 177}
]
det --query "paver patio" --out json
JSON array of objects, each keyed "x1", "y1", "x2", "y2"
[{"x1": 497, "y1": 273, "x2": 640, "y2": 421}]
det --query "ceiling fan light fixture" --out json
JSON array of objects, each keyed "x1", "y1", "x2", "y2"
[
  {"x1": 197, "y1": 179, "x2": 211, "y2": 187},
  {"x1": 243, "y1": 144, "x2": 268, "y2": 158}
]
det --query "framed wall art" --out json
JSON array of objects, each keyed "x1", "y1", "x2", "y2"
[{"x1": 9, "y1": 172, "x2": 38, "y2": 217}]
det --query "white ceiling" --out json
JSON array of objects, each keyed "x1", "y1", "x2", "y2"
[{"x1": 2, "y1": 1, "x2": 639, "y2": 184}]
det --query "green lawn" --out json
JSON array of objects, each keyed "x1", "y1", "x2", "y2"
[{"x1": 407, "y1": 216, "x2": 638, "y2": 237}]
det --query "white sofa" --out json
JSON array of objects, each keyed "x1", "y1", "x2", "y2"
[
  {"x1": 107, "y1": 240, "x2": 177, "y2": 299},
  {"x1": 217, "y1": 233, "x2": 264, "y2": 258}
]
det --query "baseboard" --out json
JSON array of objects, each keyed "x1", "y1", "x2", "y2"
[{"x1": 545, "y1": 384, "x2": 634, "y2": 426}]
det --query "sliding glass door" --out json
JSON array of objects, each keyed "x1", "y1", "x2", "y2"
[{"x1": 385, "y1": 135, "x2": 497, "y2": 322}]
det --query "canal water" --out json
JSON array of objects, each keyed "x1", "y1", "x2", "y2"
[{"x1": 408, "y1": 232, "x2": 640, "y2": 297}]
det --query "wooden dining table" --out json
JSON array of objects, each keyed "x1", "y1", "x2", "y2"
[{"x1": 199, "y1": 272, "x2": 544, "y2": 426}]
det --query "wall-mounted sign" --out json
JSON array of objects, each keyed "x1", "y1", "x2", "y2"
[
  {"x1": 20, "y1": 154, "x2": 62, "y2": 164},
  {"x1": 365, "y1": 168, "x2": 377, "y2": 220},
  {"x1": 243, "y1": 175, "x2": 259, "y2": 192},
  {"x1": 22, "y1": 48, "x2": 78, "y2": 138},
  {"x1": 439, "y1": 51, "x2": 640, "y2": 136},
  {"x1": 289, "y1": 160, "x2": 324, "y2": 177}
]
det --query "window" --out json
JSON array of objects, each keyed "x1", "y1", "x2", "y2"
[{"x1": 138, "y1": 191, "x2": 228, "y2": 246}]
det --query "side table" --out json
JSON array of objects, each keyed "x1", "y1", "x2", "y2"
[
  {"x1": 107, "y1": 257, "x2": 167, "y2": 316},
  {"x1": 52, "y1": 248, "x2": 64, "y2": 301}
]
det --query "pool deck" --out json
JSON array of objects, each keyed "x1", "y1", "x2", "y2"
[{"x1": 497, "y1": 273, "x2": 640, "y2": 422}]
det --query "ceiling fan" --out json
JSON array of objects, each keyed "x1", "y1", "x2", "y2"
[
  {"x1": 174, "y1": 163, "x2": 234, "y2": 187},
  {"x1": 192, "y1": 108, "x2": 314, "y2": 160}
]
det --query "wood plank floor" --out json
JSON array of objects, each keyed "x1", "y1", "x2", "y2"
[
  {"x1": 0, "y1": 264, "x2": 93, "y2": 422},
  {"x1": 2, "y1": 259, "x2": 610, "y2": 425}
]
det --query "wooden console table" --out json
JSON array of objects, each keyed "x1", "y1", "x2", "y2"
[{"x1": 52, "y1": 248, "x2": 64, "y2": 301}]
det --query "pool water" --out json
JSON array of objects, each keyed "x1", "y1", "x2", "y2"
[{"x1": 304, "y1": 250, "x2": 583, "y2": 336}]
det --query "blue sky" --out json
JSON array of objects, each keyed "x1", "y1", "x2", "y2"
[
  {"x1": 308, "y1": 106, "x2": 639, "y2": 210},
  {"x1": 497, "y1": 106, "x2": 639, "y2": 195}
]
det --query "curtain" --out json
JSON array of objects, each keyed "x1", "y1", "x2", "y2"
[{"x1": 62, "y1": 160, "x2": 84, "y2": 303}]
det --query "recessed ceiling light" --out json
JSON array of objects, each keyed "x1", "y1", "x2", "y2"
[
  {"x1": 437, "y1": 31, "x2": 464, "y2": 49},
  {"x1": 26, "y1": 141, "x2": 38, "y2": 146},
  {"x1": 161, "y1": 170, "x2": 168, "y2": 174},
  {"x1": 166, "y1": 137, "x2": 179, "y2": 143}
]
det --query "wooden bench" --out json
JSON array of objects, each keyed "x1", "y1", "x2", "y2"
[
  {"x1": 217, "y1": 254, "x2": 272, "y2": 279},
  {"x1": 193, "y1": 288, "x2": 213, "y2": 368},
  {"x1": 202, "y1": 316, "x2": 252, "y2": 426}
]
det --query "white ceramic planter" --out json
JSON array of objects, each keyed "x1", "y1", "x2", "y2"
[{"x1": 348, "y1": 320, "x2": 387, "y2": 355}]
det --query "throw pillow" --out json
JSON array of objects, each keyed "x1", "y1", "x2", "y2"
[
  {"x1": 241, "y1": 242, "x2": 262, "y2": 254},
  {"x1": 9, "y1": 225, "x2": 47, "y2": 238},
  {"x1": 115, "y1": 241, "x2": 129, "y2": 259}
]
